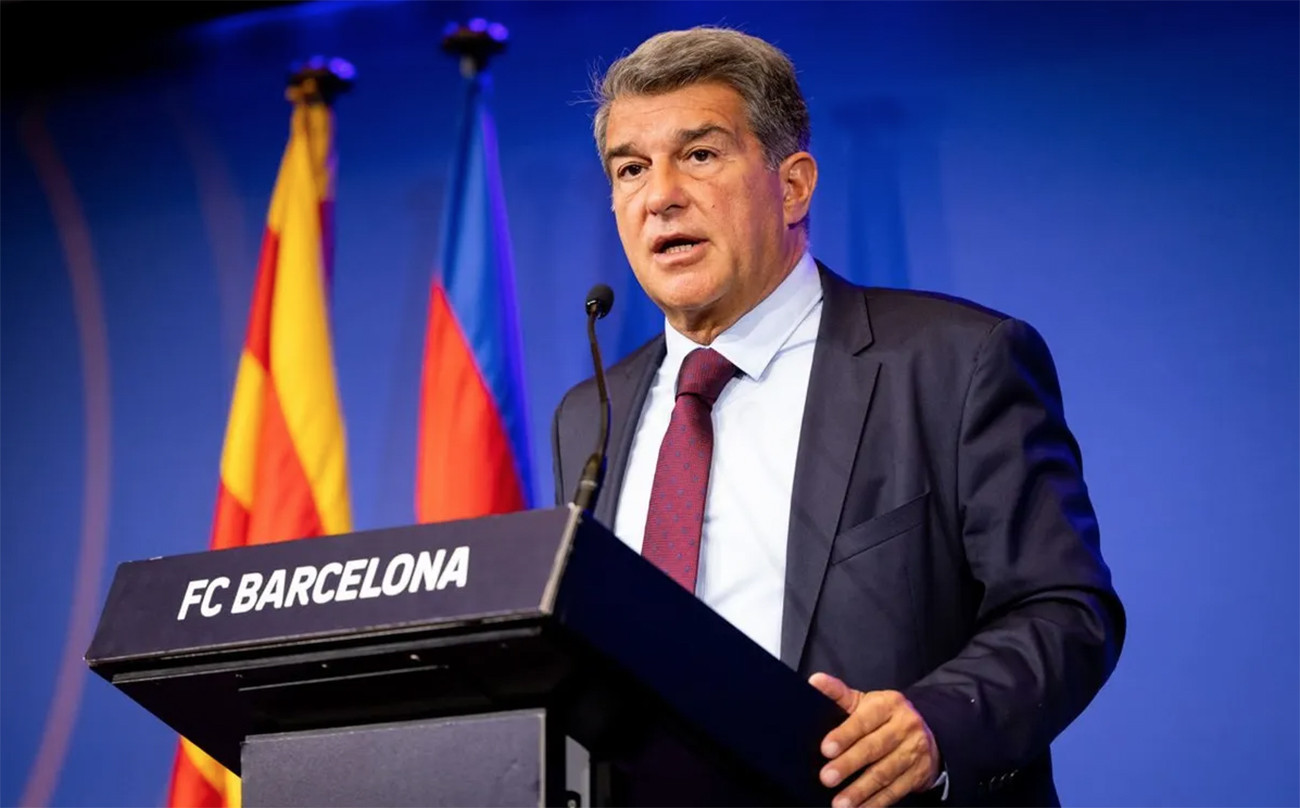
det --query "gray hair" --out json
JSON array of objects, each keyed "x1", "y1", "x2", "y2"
[{"x1": 592, "y1": 27, "x2": 811, "y2": 171}]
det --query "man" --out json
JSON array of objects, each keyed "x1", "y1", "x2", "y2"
[{"x1": 552, "y1": 27, "x2": 1124, "y2": 808}]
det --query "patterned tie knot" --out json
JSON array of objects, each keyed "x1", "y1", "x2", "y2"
[{"x1": 676, "y1": 348, "x2": 738, "y2": 406}]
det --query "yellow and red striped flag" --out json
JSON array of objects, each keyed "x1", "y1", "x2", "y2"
[{"x1": 166, "y1": 65, "x2": 353, "y2": 808}]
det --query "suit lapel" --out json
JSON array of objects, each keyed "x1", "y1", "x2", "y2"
[
  {"x1": 780, "y1": 267, "x2": 879, "y2": 669},
  {"x1": 593, "y1": 336, "x2": 665, "y2": 528}
]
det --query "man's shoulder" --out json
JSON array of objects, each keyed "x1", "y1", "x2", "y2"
[
  {"x1": 863, "y1": 286, "x2": 1011, "y2": 334},
  {"x1": 822, "y1": 268, "x2": 1014, "y2": 348},
  {"x1": 834, "y1": 281, "x2": 1058, "y2": 378}
]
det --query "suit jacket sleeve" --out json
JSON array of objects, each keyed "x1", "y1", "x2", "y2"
[{"x1": 904, "y1": 317, "x2": 1125, "y2": 803}]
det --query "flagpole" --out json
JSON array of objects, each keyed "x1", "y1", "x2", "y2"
[
  {"x1": 286, "y1": 55, "x2": 355, "y2": 104},
  {"x1": 441, "y1": 18, "x2": 509, "y2": 78},
  {"x1": 283, "y1": 55, "x2": 355, "y2": 295}
]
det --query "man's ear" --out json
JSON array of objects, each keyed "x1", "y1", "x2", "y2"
[{"x1": 780, "y1": 151, "x2": 818, "y2": 227}]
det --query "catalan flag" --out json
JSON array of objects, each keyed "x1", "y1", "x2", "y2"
[
  {"x1": 166, "y1": 64, "x2": 353, "y2": 808},
  {"x1": 416, "y1": 60, "x2": 532, "y2": 522}
]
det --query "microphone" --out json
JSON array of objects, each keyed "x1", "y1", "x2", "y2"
[{"x1": 570, "y1": 283, "x2": 615, "y2": 514}]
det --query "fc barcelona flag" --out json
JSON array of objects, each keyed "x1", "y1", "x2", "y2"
[
  {"x1": 165, "y1": 61, "x2": 354, "y2": 808},
  {"x1": 417, "y1": 46, "x2": 532, "y2": 522}
]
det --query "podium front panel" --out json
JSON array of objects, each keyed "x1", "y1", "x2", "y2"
[
  {"x1": 242, "y1": 709, "x2": 565, "y2": 807},
  {"x1": 88, "y1": 508, "x2": 572, "y2": 667}
]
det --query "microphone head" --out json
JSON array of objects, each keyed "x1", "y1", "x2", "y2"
[{"x1": 585, "y1": 284, "x2": 615, "y2": 319}]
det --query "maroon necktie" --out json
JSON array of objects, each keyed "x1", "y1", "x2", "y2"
[{"x1": 642, "y1": 347, "x2": 738, "y2": 593}]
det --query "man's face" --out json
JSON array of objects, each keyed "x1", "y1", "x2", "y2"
[{"x1": 603, "y1": 82, "x2": 813, "y2": 339}]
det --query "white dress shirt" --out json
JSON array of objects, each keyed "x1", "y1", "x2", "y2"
[{"x1": 614, "y1": 251, "x2": 823, "y2": 658}]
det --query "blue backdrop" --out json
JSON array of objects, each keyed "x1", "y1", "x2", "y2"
[{"x1": 2, "y1": 2, "x2": 1296, "y2": 805}]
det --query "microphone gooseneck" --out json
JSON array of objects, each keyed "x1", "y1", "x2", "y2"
[{"x1": 571, "y1": 284, "x2": 615, "y2": 514}]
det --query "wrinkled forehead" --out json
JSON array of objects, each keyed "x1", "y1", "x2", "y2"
[{"x1": 602, "y1": 83, "x2": 752, "y2": 155}]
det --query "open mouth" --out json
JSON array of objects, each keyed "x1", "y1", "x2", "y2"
[{"x1": 654, "y1": 237, "x2": 705, "y2": 255}]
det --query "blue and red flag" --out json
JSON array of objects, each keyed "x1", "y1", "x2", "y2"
[{"x1": 417, "y1": 68, "x2": 532, "y2": 522}]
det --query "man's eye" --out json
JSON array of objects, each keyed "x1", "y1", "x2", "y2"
[
  {"x1": 617, "y1": 164, "x2": 644, "y2": 179},
  {"x1": 688, "y1": 149, "x2": 713, "y2": 163}
]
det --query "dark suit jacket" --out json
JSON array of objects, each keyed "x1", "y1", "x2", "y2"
[{"x1": 552, "y1": 265, "x2": 1125, "y2": 806}]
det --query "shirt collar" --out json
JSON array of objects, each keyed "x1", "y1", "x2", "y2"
[{"x1": 663, "y1": 250, "x2": 822, "y2": 381}]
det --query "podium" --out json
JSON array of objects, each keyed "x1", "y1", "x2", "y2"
[{"x1": 86, "y1": 508, "x2": 843, "y2": 806}]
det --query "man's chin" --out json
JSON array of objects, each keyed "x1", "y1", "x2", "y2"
[
  {"x1": 654, "y1": 286, "x2": 724, "y2": 314},
  {"x1": 656, "y1": 294, "x2": 738, "y2": 337}
]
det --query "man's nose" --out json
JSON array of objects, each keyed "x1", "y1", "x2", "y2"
[{"x1": 645, "y1": 164, "x2": 687, "y2": 216}]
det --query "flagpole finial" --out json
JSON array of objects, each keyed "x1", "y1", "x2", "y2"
[
  {"x1": 286, "y1": 56, "x2": 356, "y2": 106},
  {"x1": 442, "y1": 19, "x2": 508, "y2": 78}
]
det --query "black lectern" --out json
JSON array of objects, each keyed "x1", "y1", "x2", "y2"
[{"x1": 86, "y1": 508, "x2": 843, "y2": 806}]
